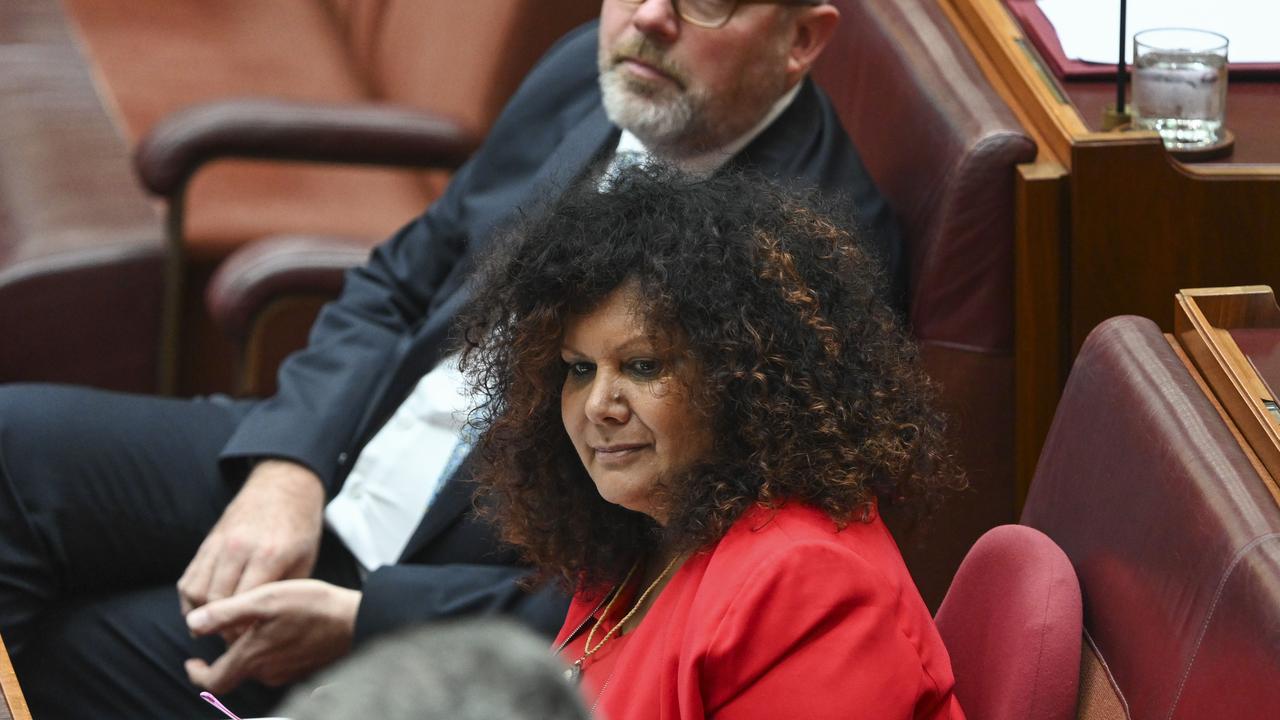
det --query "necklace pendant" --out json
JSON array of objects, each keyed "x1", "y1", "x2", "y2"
[{"x1": 565, "y1": 659, "x2": 583, "y2": 684}]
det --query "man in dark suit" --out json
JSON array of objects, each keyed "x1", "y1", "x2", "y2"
[{"x1": 0, "y1": 1, "x2": 899, "y2": 717}]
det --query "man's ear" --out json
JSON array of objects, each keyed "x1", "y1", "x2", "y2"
[{"x1": 785, "y1": 4, "x2": 841, "y2": 78}]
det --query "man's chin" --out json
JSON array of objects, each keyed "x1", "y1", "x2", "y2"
[
  {"x1": 600, "y1": 72, "x2": 702, "y2": 150},
  {"x1": 604, "y1": 100, "x2": 685, "y2": 140}
]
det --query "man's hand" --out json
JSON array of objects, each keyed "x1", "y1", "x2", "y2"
[
  {"x1": 184, "y1": 579, "x2": 361, "y2": 694},
  {"x1": 178, "y1": 459, "x2": 326, "y2": 616}
]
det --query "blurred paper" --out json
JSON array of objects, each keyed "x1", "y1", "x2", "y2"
[{"x1": 1038, "y1": 0, "x2": 1280, "y2": 64}]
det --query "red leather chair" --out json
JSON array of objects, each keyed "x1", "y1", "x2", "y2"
[
  {"x1": 934, "y1": 524, "x2": 1082, "y2": 720},
  {"x1": 116, "y1": 0, "x2": 598, "y2": 392},
  {"x1": 0, "y1": 0, "x2": 598, "y2": 393},
  {"x1": 70, "y1": 0, "x2": 600, "y2": 261},
  {"x1": 813, "y1": 0, "x2": 1037, "y2": 605},
  {"x1": 1023, "y1": 315, "x2": 1280, "y2": 719}
]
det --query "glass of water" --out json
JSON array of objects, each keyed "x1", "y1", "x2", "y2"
[{"x1": 1131, "y1": 28, "x2": 1228, "y2": 151}]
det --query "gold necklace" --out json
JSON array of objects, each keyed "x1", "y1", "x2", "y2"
[{"x1": 564, "y1": 554, "x2": 682, "y2": 684}]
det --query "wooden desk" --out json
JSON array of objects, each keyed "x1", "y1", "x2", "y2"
[
  {"x1": 0, "y1": 635, "x2": 31, "y2": 720},
  {"x1": 940, "y1": 0, "x2": 1280, "y2": 495},
  {"x1": 1174, "y1": 286, "x2": 1280, "y2": 509}
]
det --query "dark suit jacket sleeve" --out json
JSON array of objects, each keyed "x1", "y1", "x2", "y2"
[
  {"x1": 354, "y1": 564, "x2": 570, "y2": 644},
  {"x1": 352, "y1": 472, "x2": 571, "y2": 642},
  {"x1": 217, "y1": 22, "x2": 603, "y2": 494}
]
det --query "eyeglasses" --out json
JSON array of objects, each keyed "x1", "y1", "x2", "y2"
[{"x1": 615, "y1": 0, "x2": 823, "y2": 30}]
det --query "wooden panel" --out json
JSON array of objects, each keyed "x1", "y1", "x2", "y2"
[
  {"x1": 942, "y1": 0, "x2": 1088, "y2": 164},
  {"x1": 0, "y1": 634, "x2": 31, "y2": 720},
  {"x1": 1174, "y1": 287, "x2": 1280, "y2": 506},
  {"x1": 241, "y1": 294, "x2": 331, "y2": 397},
  {"x1": 1166, "y1": 332, "x2": 1277, "y2": 490},
  {"x1": 1013, "y1": 160, "x2": 1068, "y2": 504},
  {"x1": 1178, "y1": 285, "x2": 1280, "y2": 329},
  {"x1": 1069, "y1": 140, "x2": 1280, "y2": 353}
]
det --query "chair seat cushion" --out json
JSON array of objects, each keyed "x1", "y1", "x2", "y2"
[
  {"x1": 64, "y1": 0, "x2": 436, "y2": 258},
  {"x1": 934, "y1": 525, "x2": 1081, "y2": 720}
]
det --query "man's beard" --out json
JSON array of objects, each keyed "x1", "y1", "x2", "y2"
[
  {"x1": 599, "y1": 68, "x2": 701, "y2": 149},
  {"x1": 598, "y1": 37, "x2": 708, "y2": 154},
  {"x1": 597, "y1": 35, "x2": 793, "y2": 158}
]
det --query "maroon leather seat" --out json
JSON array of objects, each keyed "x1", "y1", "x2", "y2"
[
  {"x1": 1023, "y1": 315, "x2": 1280, "y2": 719},
  {"x1": 0, "y1": 0, "x2": 164, "y2": 392},
  {"x1": 813, "y1": 0, "x2": 1037, "y2": 605}
]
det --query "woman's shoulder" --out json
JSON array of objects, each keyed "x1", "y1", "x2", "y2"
[
  {"x1": 685, "y1": 503, "x2": 913, "y2": 612},
  {"x1": 679, "y1": 504, "x2": 959, "y2": 718},
  {"x1": 713, "y1": 503, "x2": 901, "y2": 571}
]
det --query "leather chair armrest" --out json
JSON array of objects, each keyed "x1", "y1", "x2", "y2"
[
  {"x1": 135, "y1": 98, "x2": 481, "y2": 196},
  {"x1": 207, "y1": 234, "x2": 373, "y2": 342}
]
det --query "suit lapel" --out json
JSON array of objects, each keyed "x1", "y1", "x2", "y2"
[
  {"x1": 399, "y1": 462, "x2": 477, "y2": 561},
  {"x1": 354, "y1": 103, "x2": 618, "y2": 459},
  {"x1": 409, "y1": 102, "x2": 614, "y2": 370},
  {"x1": 398, "y1": 105, "x2": 617, "y2": 558},
  {"x1": 415, "y1": 101, "x2": 617, "y2": 355},
  {"x1": 733, "y1": 78, "x2": 821, "y2": 175},
  {"x1": 514, "y1": 102, "x2": 617, "y2": 220}
]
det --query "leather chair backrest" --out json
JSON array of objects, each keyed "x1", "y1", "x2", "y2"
[
  {"x1": 1023, "y1": 315, "x2": 1280, "y2": 719},
  {"x1": 934, "y1": 525, "x2": 1081, "y2": 720},
  {"x1": 63, "y1": 0, "x2": 368, "y2": 142},
  {"x1": 812, "y1": 0, "x2": 1035, "y2": 350},
  {"x1": 322, "y1": 0, "x2": 389, "y2": 80},
  {"x1": 64, "y1": 0, "x2": 599, "y2": 142},
  {"x1": 812, "y1": 0, "x2": 1035, "y2": 608},
  {"x1": 365, "y1": 0, "x2": 600, "y2": 136}
]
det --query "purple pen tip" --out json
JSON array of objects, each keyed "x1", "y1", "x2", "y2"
[{"x1": 200, "y1": 691, "x2": 244, "y2": 720}]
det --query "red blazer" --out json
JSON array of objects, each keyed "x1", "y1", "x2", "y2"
[{"x1": 554, "y1": 504, "x2": 965, "y2": 720}]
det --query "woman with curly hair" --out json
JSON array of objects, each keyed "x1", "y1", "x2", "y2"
[{"x1": 460, "y1": 166, "x2": 966, "y2": 719}]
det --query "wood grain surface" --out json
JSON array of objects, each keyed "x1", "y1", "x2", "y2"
[{"x1": 0, "y1": 634, "x2": 31, "y2": 720}]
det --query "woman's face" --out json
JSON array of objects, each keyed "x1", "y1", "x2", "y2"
[{"x1": 560, "y1": 284, "x2": 712, "y2": 524}]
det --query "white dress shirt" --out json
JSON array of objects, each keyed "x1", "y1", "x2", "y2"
[{"x1": 324, "y1": 356, "x2": 471, "y2": 572}]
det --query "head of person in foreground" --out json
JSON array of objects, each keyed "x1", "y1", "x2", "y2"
[{"x1": 276, "y1": 619, "x2": 589, "y2": 720}]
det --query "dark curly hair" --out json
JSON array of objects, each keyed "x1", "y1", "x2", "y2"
[{"x1": 459, "y1": 165, "x2": 961, "y2": 591}]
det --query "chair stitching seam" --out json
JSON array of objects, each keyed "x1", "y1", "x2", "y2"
[
  {"x1": 1026, "y1": 573, "x2": 1056, "y2": 718},
  {"x1": 1165, "y1": 532, "x2": 1280, "y2": 720},
  {"x1": 1083, "y1": 629, "x2": 1131, "y2": 720}
]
